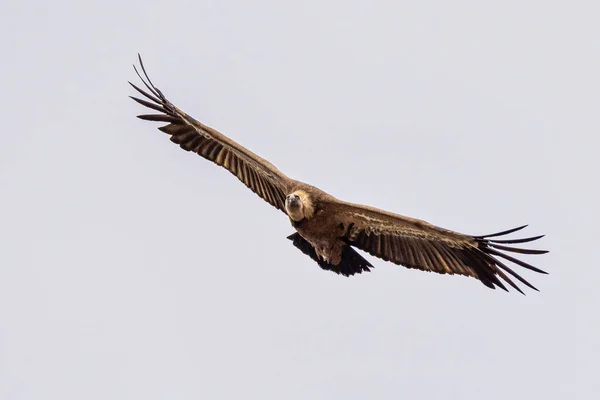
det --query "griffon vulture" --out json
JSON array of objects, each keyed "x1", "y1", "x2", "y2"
[{"x1": 129, "y1": 55, "x2": 547, "y2": 294}]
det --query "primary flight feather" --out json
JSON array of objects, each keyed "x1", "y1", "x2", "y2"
[{"x1": 129, "y1": 55, "x2": 548, "y2": 294}]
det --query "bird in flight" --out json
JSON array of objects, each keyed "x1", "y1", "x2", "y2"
[{"x1": 129, "y1": 55, "x2": 548, "y2": 294}]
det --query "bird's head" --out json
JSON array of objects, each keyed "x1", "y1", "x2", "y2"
[{"x1": 285, "y1": 190, "x2": 315, "y2": 221}]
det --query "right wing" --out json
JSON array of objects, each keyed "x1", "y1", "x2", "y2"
[{"x1": 129, "y1": 55, "x2": 292, "y2": 212}]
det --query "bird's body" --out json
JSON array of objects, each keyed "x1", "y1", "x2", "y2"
[{"x1": 130, "y1": 55, "x2": 548, "y2": 294}]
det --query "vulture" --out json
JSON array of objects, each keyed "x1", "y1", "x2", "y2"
[{"x1": 129, "y1": 55, "x2": 548, "y2": 294}]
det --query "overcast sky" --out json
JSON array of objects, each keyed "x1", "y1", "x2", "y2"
[{"x1": 1, "y1": 1, "x2": 597, "y2": 399}]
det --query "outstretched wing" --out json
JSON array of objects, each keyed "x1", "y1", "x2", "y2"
[
  {"x1": 129, "y1": 55, "x2": 291, "y2": 212},
  {"x1": 333, "y1": 202, "x2": 547, "y2": 293}
]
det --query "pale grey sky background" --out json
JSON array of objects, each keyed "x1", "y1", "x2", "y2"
[{"x1": 0, "y1": 1, "x2": 597, "y2": 399}]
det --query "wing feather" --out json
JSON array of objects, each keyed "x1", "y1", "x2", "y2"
[
  {"x1": 333, "y1": 202, "x2": 547, "y2": 293},
  {"x1": 130, "y1": 55, "x2": 292, "y2": 212}
]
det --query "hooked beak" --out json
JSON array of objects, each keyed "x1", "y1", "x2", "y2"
[{"x1": 286, "y1": 194, "x2": 300, "y2": 207}]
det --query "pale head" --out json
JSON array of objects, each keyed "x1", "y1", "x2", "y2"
[{"x1": 285, "y1": 190, "x2": 315, "y2": 221}]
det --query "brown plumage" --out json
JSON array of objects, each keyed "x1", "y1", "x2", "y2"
[{"x1": 129, "y1": 55, "x2": 548, "y2": 294}]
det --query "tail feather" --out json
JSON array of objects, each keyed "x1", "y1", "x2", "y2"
[{"x1": 287, "y1": 233, "x2": 373, "y2": 277}]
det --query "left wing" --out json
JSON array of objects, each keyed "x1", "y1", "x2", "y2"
[
  {"x1": 332, "y1": 202, "x2": 548, "y2": 293},
  {"x1": 129, "y1": 55, "x2": 292, "y2": 212}
]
